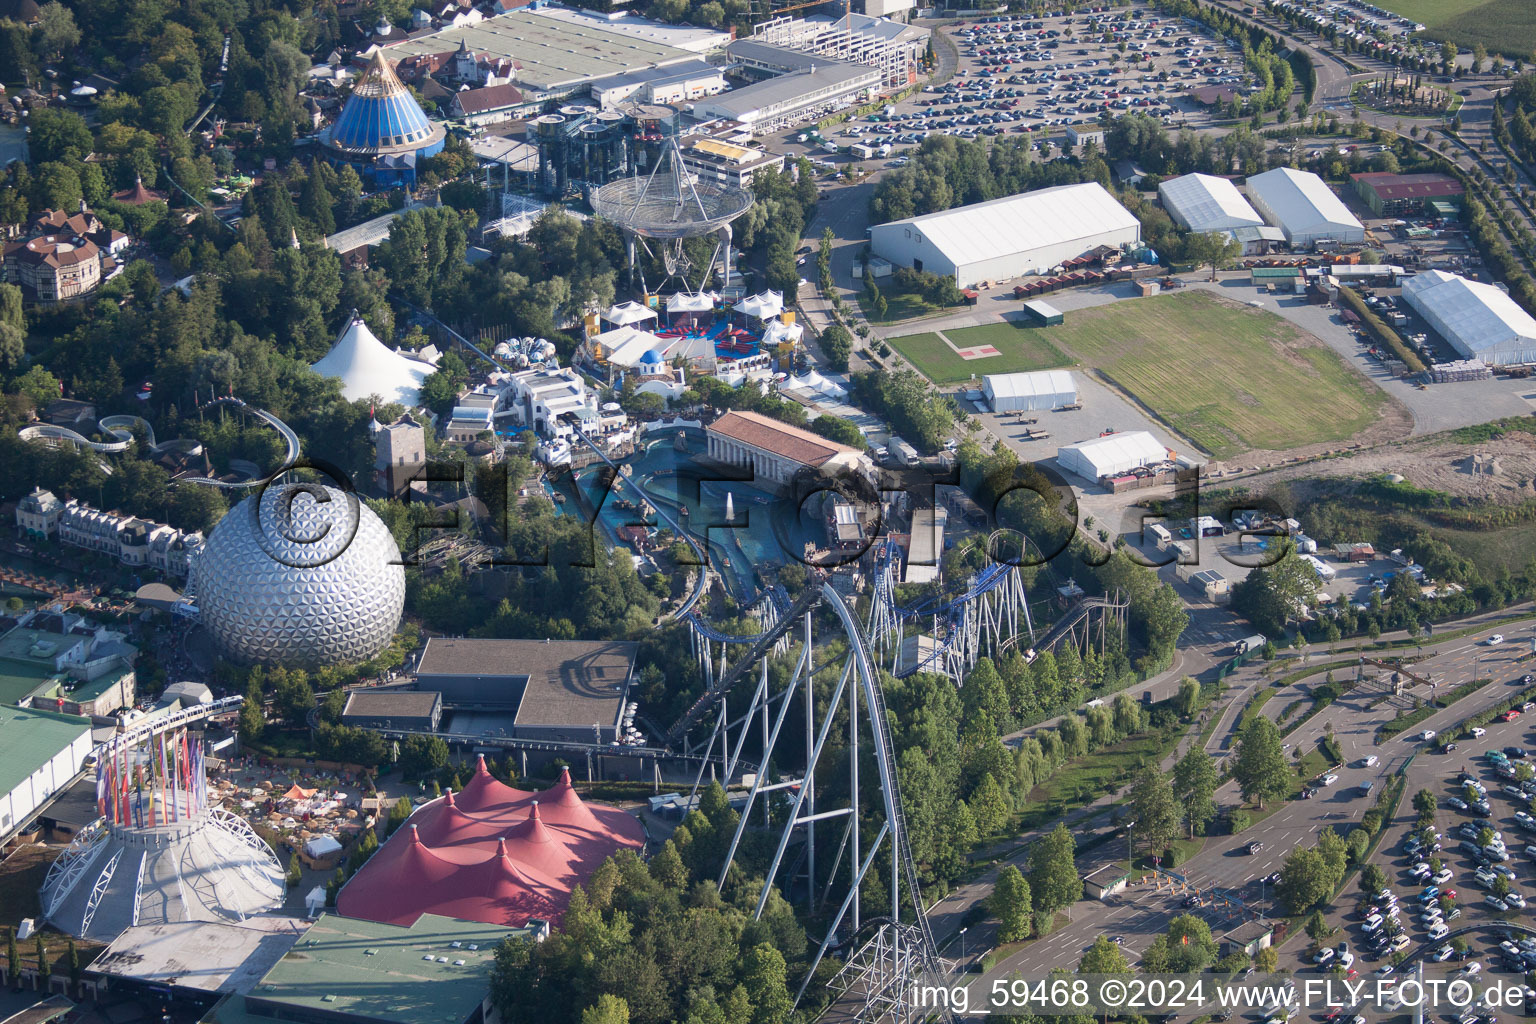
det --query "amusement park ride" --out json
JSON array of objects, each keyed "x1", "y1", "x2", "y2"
[{"x1": 560, "y1": 420, "x2": 1133, "y2": 1024}]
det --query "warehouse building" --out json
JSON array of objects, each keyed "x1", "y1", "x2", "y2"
[
  {"x1": 681, "y1": 137, "x2": 784, "y2": 189},
  {"x1": 1056, "y1": 431, "x2": 1169, "y2": 484},
  {"x1": 588, "y1": 61, "x2": 726, "y2": 109},
  {"x1": 869, "y1": 182, "x2": 1141, "y2": 286},
  {"x1": 384, "y1": 9, "x2": 713, "y2": 100},
  {"x1": 693, "y1": 58, "x2": 879, "y2": 132},
  {"x1": 341, "y1": 690, "x2": 443, "y2": 732},
  {"x1": 0, "y1": 705, "x2": 92, "y2": 844},
  {"x1": 1244, "y1": 167, "x2": 1365, "y2": 247},
  {"x1": 1158, "y1": 173, "x2": 1265, "y2": 233},
  {"x1": 982, "y1": 370, "x2": 1077, "y2": 413},
  {"x1": 202, "y1": 914, "x2": 537, "y2": 1024},
  {"x1": 1351, "y1": 171, "x2": 1464, "y2": 216},
  {"x1": 1401, "y1": 269, "x2": 1536, "y2": 366}
]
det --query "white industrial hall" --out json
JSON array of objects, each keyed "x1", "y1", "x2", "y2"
[
  {"x1": 868, "y1": 182, "x2": 1141, "y2": 285},
  {"x1": 1056, "y1": 430, "x2": 1169, "y2": 483},
  {"x1": 1244, "y1": 167, "x2": 1365, "y2": 247},
  {"x1": 982, "y1": 370, "x2": 1078, "y2": 413},
  {"x1": 1157, "y1": 173, "x2": 1266, "y2": 233},
  {"x1": 1401, "y1": 269, "x2": 1536, "y2": 366}
]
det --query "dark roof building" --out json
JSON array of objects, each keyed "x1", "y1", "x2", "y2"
[
  {"x1": 414, "y1": 637, "x2": 635, "y2": 743},
  {"x1": 443, "y1": 82, "x2": 526, "y2": 121},
  {"x1": 1351, "y1": 171, "x2": 1465, "y2": 216},
  {"x1": 341, "y1": 689, "x2": 443, "y2": 731}
]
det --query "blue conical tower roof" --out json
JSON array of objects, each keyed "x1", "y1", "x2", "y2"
[{"x1": 328, "y1": 50, "x2": 438, "y2": 153}]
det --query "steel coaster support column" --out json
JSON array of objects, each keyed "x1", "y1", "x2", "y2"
[
  {"x1": 794, "y1": 821, "x2": 891, "y2": 1010},
  {"x1": 804, "y1": 608, "x2": 816, "y2": 903},
  {"x1": 850, "y1": 641, "x2": 860, "y2": 934},
  {"x1": 718, "y1": 637, "x2": 813, "y2": 890},
  {"x1": 753, "y1": 645, "x2": 856, "y2": 919}
]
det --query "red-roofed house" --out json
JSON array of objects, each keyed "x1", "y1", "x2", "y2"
[{"x1": 444, "y1": 82, "x2": 527, "y2": 124}]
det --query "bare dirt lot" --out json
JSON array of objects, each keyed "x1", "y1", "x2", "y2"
[{"x1": 1219, "y1": 429, "x2": 1536, "y2": 504}]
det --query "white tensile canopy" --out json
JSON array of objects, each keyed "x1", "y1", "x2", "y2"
[
  {"x1": 311, "y1": 315, "x2": 430, "y2": 405},
  {"x1": 738, "y1": 289, "x2": 783, "y2": 320}
]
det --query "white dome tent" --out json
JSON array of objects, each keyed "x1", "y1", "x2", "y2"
[{"x1": 311, "y1": 313, "x2": 431, "y2": 406}]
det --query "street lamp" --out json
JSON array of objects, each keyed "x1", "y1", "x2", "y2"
[
  {"x1": 1127, "y1": 820, "x2": 1137, "y2": 872},
  {"x1": 960, "y1": 927, "x2": 969, "y2": 962}
]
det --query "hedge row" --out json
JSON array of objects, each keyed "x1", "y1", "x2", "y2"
[{"x1": 1334, "y1": 284, "x2": 1426, "y2": 374}]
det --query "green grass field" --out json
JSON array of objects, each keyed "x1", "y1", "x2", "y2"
[
  {"x1": 887, "y1": 320, "x2": 1073, "y2": 384},
  {"x1": 1375, "y1": 0, "x2": 1536, "y2": 59},
  {"x1": 1033, "y1": 291, "x2": 1387, "y2": 461}
]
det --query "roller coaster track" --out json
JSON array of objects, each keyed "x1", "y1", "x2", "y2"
[
  {"x1": 18, "y1": 398, "x2": 300, "y2": 489},
  {"x1": 665, "y1": 583, "x2": 824, "y2": 748},
  {"x1": 868, "y1": 532, "x2": 1031, "y2": 680},
  {"x1": 1013, "y1": 593, "x2": 1130, "y2": 660}
]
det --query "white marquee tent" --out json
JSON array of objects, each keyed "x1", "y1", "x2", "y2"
[
  {"x1": 982, "y1": 370, "x2": 1078, "y2": 412},
  {"x1": 1401, "y1": 269, "x2": 1536, "y2": 366},
  {"x1": 1157, "y1": 173, "x2": 1265, "y2": 233},
  {"x1": 1245, "y1": 167, "x2": 1364, "y2": 246},
  {"x1": 310, "y1": 315, "x2": 431, "y2": 406},
  {"x1": 1057, "y1": 430, "x2": 1169, "y2": 482}
]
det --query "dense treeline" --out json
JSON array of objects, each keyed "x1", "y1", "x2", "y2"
[
  {"x1": 488, "y1": 786, "x2": 810, "y2": 1024},
  {"x1": 868, "y1": 134, "x2": 1107, "y2": 224}
]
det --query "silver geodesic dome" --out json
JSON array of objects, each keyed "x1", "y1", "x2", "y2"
[{"x1": 194, "y1": 482, "x2": 405, "y2": 666}]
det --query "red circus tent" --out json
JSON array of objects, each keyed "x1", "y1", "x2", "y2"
[
  {"x1": 336, "y1": 825, "x2": 460, "y2": 926},
  {"x1": 336, "y1": 761, "x2": 644, "y2": 929}
]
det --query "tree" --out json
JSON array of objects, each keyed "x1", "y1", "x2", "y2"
[
  {"x1": 35, "y1": 1, "x2": 80, "y2": 58},
  {"x1": 1412, "y1": 789, "x2": 1436, "y2": 816},
  {"x1": 400, "y1": 735, "x2": 450, "y2": 779},
  {"x1": 287, "y1": 851, "x2": 303, "y2": 888},
  {"x1": 1255, "y1": 945, "x2": 1279, "y2": 972},
  {"x1": 1276, "y1": 847, "x2": 1334, "y2": 913},
  {"x1": 5, "y1": 928, "x2": 16, "y2": 987},
  {"x1": 1232, "y1": 714, "x2": 1290, "y2": 809},
  {"x1": 740, "y1": 944, "x2": 793, "y2": 1024},
  {"x1": 991, "y1": 864, "x2": 1033, "y2": 942},
  {"x1": 1164, "y1": 914, "x2": 1218, "y2": 972},
  {"x1": 1360, "y1": 863, "x2": 1389, "y2": 896},
  {"x1": 808, "y1": 413, "x2": 867, "y2": 449},
  {"x1": 1185, "y1": 230, "x2": 1242, "y2": 281},
  {"x1": 238, "y1": 678, "x2": 265, "y2": 742},
  {"x1": 820, "y1": 323, "x2": 852, "y2": 372},
  {"x1": 27, "y1": 109, "x2": 92, "y2": 165},
  {"x1": 1172, "y1": 747, "x2": 1218, "y2": 838},
  {"x1": 1129, "y1": 767, "x2": 1180, "y2": 856},
  {"x1": 1078, "y1": 935, "x2": 1131, "y2": 974},
  {"x1": 387, "y1": 796, "x2": 414, "y2": 835},
  {"x1": 580, "y1": 995, "x2": 630, "y2": 1024},
  {"x1": 1029, "y1": 823, "x2": 1082, "y2": 914},
  {"x1": 65, "y1": 940, "x2": 79, "y2": 986},
  {"x1": 32, "y1": 934, "x2": 45, "y2": 978},
  {"x1": 1176, "y1": 676, "x2": 1200, "y2": 718},
  {"x1": 969, "y1": 773, "x2": 1011, "y2": 836},
  {"x1": 0, "y1": 322, "x2": 23, "y2": 375}
]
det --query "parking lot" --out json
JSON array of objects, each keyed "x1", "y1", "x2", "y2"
[{"x1": 759, "y1": 3, "x2": 1252, "y2": 172}]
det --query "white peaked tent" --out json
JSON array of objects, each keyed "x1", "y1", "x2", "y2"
[
  {"x1": 738, "y1": 290, "x2": 784, "y2": 321},
  {"x1": 311, "y1": 314, "x2": 431, "y2": 405}
]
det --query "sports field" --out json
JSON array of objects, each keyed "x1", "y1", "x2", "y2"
[
  {"x1": 1032, "y1": 291, "x2": 1387, "y2": 460},
  {"x1": 886, "y1": 321, "x2": 1072, "y2": 384},
  {"x1": 1376, "y1": 0, "x2": 1536, "y2": 58}
]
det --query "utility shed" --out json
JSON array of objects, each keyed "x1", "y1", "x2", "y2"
[
  {"x1": 1245, "y1": 167, "x2": 1365, "y2": 247},
  {"x1": 982, "y1": 370, "x2": 1077, "y2": 413},
  {"x1": 1056, "y1": 431, "x2": 1168, "y2": 483},
  {"x1": 1020, "y1": 299, "x2": 1064, "y2": 326},
  {"x1": 869, "y1": 182, "x2": 1140, "y2": 286}
]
